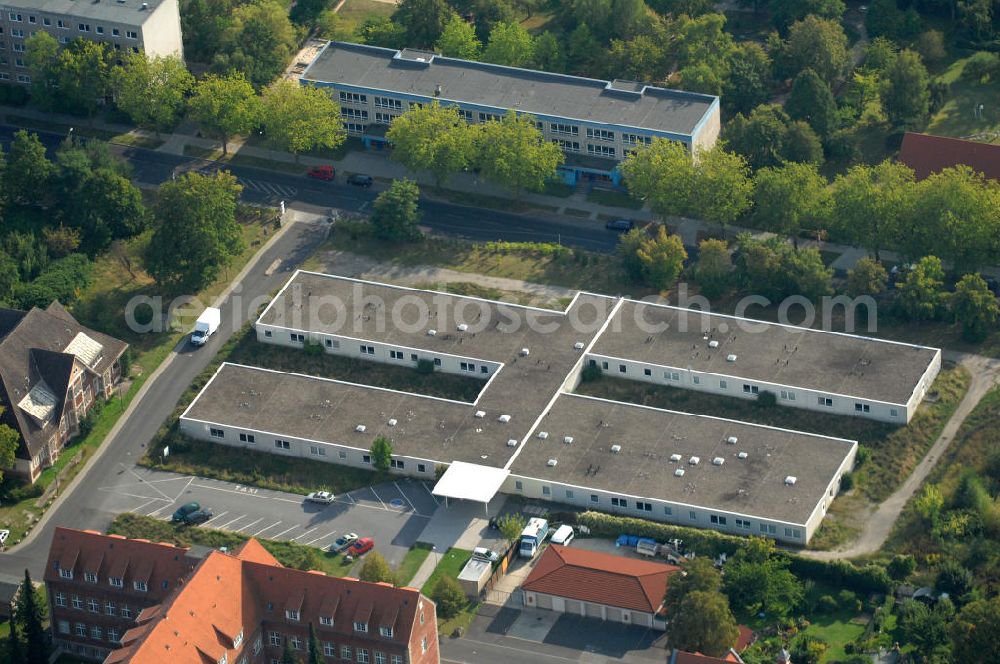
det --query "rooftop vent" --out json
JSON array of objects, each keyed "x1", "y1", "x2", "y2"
[
  {"x1": 689, "y1": 456, "x2": 701, "y2": 465},
  {"x1": 727, "y1": 436, "x2": 738, "y2": 444},
  {"x1": 537, "y1": 431, "x2": 549, "y2": 440},
  {"x1": 563, "y1": 436, "x2": 574, "y2": 444},
  {"x1": 474, "y1": 410, "x2": 485, "y2": 419},
  {"x1": 140, "y1": 1, "x2": 147, "y2": 7},
  {"x1": 610, "y1": 444, "x2": 622, "y2": 454},
  {"x1": 785, "y1": 476, "x2": 798, "y2": 486},
  {"x1": 457, "y1": 323, "x2": 468, "y2": 332},
  {"x1": 712, "y1": 457, "x2": 725, "y2": 466},
  {"x1": 726, "y1": 354, "x2": 738, "y2": 362},
  {"x1": 670, "y1": 453, "x2": 682, "y2": 462},
  {"x1": 674, "y1": 468, "x2": 685, "y2": 477},
  {"x1": 573, "y1": 342, "x2": 584, "y2": 350},
  {"x1": 387, "y1": 418, "x2": 397, "y2": 427},
  {"x1": 520, "y1": 347, "x2": 530, "y2": 357},
  {"x1": 355, "y1": 425, "x2": 367, "y2": 433},
  {"x1": 546, "y1": 458, "x2": 558, "y2": 467},
  {"x1": 427, "y1": 329, "x2": 437, "y2": 336},
  {"x1": 737, "y1": 452, "x2": 748, "y2": 459},
  {"x1": 507, "y1": 439, "x2": 518, "y2": 447},
  {"x1": 708, "y1": 340, "x2": 720, "y2": 348},
  {"x1": 498, "y1": 414, "x2": 511, "y2": 423}
]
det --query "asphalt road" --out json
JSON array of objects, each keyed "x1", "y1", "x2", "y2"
[{"x1": 0, "y1": 124, "x2": 622, "y2": 253}]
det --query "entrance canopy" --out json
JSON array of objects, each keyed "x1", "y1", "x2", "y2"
[{"x1": 432, "y1": 461, "x2": 510, "y2": 505}]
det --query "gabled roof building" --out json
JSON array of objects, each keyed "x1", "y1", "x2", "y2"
[{"x1": 0, "y1": 302, "x2": 128, "y2": 481}]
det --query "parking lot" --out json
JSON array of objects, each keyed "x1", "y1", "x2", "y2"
[{"x1": 94, "y1": 467, "x2": 439, "y2": 567}]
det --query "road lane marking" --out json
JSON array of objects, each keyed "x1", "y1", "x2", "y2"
[
  {"x1": 236, "y1": 517, "x2": 264, "y2": 533},
  {"x1": 253, "y1": 521, "x2": 282, "y2": 537},
  {"x1": 271, "y1": 525, "x2": 298, "y2": 539}
]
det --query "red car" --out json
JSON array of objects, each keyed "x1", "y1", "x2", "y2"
[
  {"x1": 346, "y1": 537, "x2": 374, "y2": 558},
  {"x1": 307, "y1": 165, "x2": 336, "y2": 181}
]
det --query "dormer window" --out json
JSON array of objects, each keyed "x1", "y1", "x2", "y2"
[
  {"x1": 233, "y1": 629, "x2": 243, "y2": 648},
  {"x1": 218, "y1": 654, "x2": 228, "y2": 664},
  {"x1": 319, "y1": 616, "x2": 333, "y2": 627},
  {"x1": 353, "y1": 621, "x2": 368, "y2": 633},
  {"x1": 285, "y1": 609, "x2": 300, "y2": 621},
  {"x1": 379, "y1": 626, "x2": 393, "y2": 638},
  {"x1": 133, "y1": 580, "x2": 147, "y2": 592},
  {"x1": 58, "y1": 568, "x2": 73, "y2": 580},
  {"x1": 84, "y1": 572, "x2": 97, "y2": 583},
  {"x1": 109, "y1": 577, "x2": 123, "y2": 588}
]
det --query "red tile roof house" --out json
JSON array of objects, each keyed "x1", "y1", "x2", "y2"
[
  {"x1": 521, "y1": 544, "x2": 679, "y2": 630},
  {"x1": 898, "y1": 132, "x2": 1000, "y2": 182},
  {"x1": 0, "y1": 302, "x2": 128, "y2": 482},
  {"x1": 45, "y1": 528, "x2": 441, "y2": 664}
]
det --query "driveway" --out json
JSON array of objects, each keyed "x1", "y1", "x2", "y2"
[{"x1": 96, "y1": 467, "x2": 438, "y2": 567}]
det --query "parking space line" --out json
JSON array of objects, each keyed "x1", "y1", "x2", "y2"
[
  {"x1": 292, "y1": 527, "x2": 319, "y2": 542},
  {"x1": 236, "y1": 517, "x2": 264, "y2": 533},
  {"x1": 147, "y1": 504, "x2": 170, "y2": 517},
  {"x1": 130, "y1": 498, "x2": 160, "y2": 514},
  {"x1": 253, "y1": 521, "x2": 281, "y2": 537},
  {"x1": 394, "y1": 482, "x2": 417, "y2": 513},
  {"x1": 99, "y1": 488, "x2": 170, "y2": 502},
  {"x1": 369, "y1": 486, "x2": 387, "y2": 509},
  {"x1": 422, "y1": 481, "x2": 441, "y2": 506},
  {"x1": 271, "y1": 525, "x2": 298, "y2": 539},
  {"x1": 173, "y1": 477, "x2": 195, "y2": 502},
  {"x1": 201, "y1": 511, "x2": 230, "y2": 527},
  {"x1": 218, "y1": 514, "x2": 249, "y2": 530},
  {"x1": 304, "y1": 531, "x2": 334, "y2": 546}
]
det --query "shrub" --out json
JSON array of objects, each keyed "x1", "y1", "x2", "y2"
[
  {"x1": 580, "y1": 364, "x2": 602, "y2": 383},
  {"x1": 77, "y1": 399, "x2": 107, "y2": 438},
  {"x1": 887, "y1": 554, "x2": 916, "y2": 580},
  {"x1": 840, "y1": 472, "x2": 854, "y2": 492},
  {"x1": 416, "y1": 358, "x2": 435, "y2": 375},
  {"x1": 483, "y1": 241, "x2": 571, "y2": 259},
  {"x1": 303, "y1": 341, "x2": 324, "y2": 357},
  {"x1": 963, "y1": 51, "x2": 999, "y2": 83},
  {"x1": 838, "y1": 589, "x2": 860, "y2": 611},
  {"x1": 756, "y1": 390, "x2": 778, "y2": 408},
  {"x1": 431, "y1": 575, "x2": 466, "y2": 619},
  {"x1": 817, "y1": 594, "x2": 838, "y2": 613},
  {"x1": 3, "y1": 481, "x2": 44, "y2": 503},
  {"x1": 855, "y1": 445, "x2": 871, "y2": 466}
]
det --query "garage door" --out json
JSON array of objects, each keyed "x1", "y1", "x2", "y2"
[
  {"x1": 634, "y1": 612, "x2": 652, "y2": 628},
  {"x1": 565, "y1": 600, "x2": 582, "y2": 615},
  {"x1": 536, "y1": 593, "x2": 553, "y2": 610},
  {"x1": 585, "y1": 602, "x2": 603, "y2": 619},
  {"x1": 606, "y1": 607, "x2": 622, "y2": 623}
]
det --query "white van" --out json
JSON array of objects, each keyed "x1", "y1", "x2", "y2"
[{"x1": 551, "y1": 524, "x2": 575, "y2": 546}]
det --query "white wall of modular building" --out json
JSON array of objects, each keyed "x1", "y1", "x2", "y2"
[
  {"x1": 522, "y1": 591, "x2": 661, "y2": 629},
  {"x1": 584, "y1": 350, "x2": 941, "y2": 425}
]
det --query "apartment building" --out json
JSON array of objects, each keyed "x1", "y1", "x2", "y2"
[
  {"x1": 0, "y1": 0, "x2": 182, "y2": 84},
  {"x1": 301, "y1": 41, "x2": 720, "y2": 186}
]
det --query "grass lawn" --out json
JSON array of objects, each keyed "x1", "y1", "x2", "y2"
[
  {"x1": 927, "y1": 54, "x2": 1000, "y2": 142},
  {"x1": 801, "y1": 613, "x2": 868, "y2": 662},
  {"x1": 397, "y1": 542, "x2": 433, "y2": 585},
  {"x1": 183, "y1": 144, "x2": 308, "y2": 175},
  {"x1": 111, "y1": 132, "x2": 165, "y2": 149},
  {"x1": 336, "y1": 0, "x2": 394, "y2": 26},
  {"x1": 312, "y1": 231, "x2": 639, "y2": 297},
  {"x1": 109, "y1": 513, "x2": 356, "y2": 576},
  {"x1": 576, "y1": 365, "x2": 969, "y2": 507},
  {"x1": 586, "y1": 188, "x2": 644, "y2": 210},
  {"x1": 420, "y1": 547, "x2": 472, "y2": 596},
  {"x1": 4, "y1": 114, "x2": 117, "y2": 141},
  {"x1": 431, "y1": 188, "x2": 561, "y2": 215}
]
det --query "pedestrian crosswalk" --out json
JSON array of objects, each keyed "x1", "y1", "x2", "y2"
[{"x1": 237, "y1": 177, "x2": 298, "y2": 198}]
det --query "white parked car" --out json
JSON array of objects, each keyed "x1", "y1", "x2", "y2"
[
  {"x1": 472, "y1": 546, "x2": 500, "y2": 563},
  {"x1": 305, "y1": 491, "x2": 335, "y2": 505}
]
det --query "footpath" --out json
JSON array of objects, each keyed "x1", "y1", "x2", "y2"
[{"x1": 3, "y1": 104, "x2": 998, "y2": 279}]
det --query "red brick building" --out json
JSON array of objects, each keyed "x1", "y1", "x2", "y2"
[
  {"x1": 0, "y1": 302, "x2": 128, "y2": 482},
  {"x1": 45, "y1": 528, "x2": 440, "y2": 664}
]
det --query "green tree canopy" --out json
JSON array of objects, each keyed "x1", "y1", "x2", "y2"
[
  {"x1": 845, "y1": 257, "x2": 888, "y2": 297},
  {"x1": 725, "y1": 104, "x2": 822, "y2": 170},
  {"x1": 896, "y1": 256, "x2": 949, "y2": 321},
  {"x1": 951, "y1": 596, "x2": 1000, "y2": 661},
  {"x1": 50, "y1": 39, "x2": 113, "y2": 117},
  {"x1": 482, "y1": 22, "x2": 534, "y2": 67},
  {"x1": 0, "y1": 415, "x2": 18, "y2": 485},
  {"x1": 386, "y1": 102, "x2": 475, "y2": 187},
  {"x1": 829, "y1": 160, "x2": 914, "y2": 261},
  {"x1": 431, "y1": 574, "x2": 466, "y2": 619},
  {"x1": 882, "y1": 49, "x2": 931, "y2": 129},
  {"x1": 497, "y1": 512, "x2": 526, "y2": 543},
  {"x1": 24, "y1": 32, "x2": 60, "y2": 111},
  {"x1": 393, "y1": 0, "x2": 452, "y2": 48},
  {"x1": 358, "y1": 551, "x2": 399, "y2": 585},
  {"x1": 215, "y1": 0, "x2": 298, "y2": 88},
  {"x1": 188, "y1": 74, "x2": 262, "y2": 156},
  {"x1": 752, "y1": 161, "x2": 828, "y2": 243},
  {"x1": 781, "y1": 15, "x2": 851, "y2": 85},
  {"x1": 785, "y1": 69, "x2": 838, "y2": 138},
  {"x1": 111, "y1": 53, "x2": 193, "y2": 133},
  {"x1": 16, "y1": 569, "x2": 49, "y2": 664},
  {"x1": 723, "y1": 537, "x2": 803, "y2": 618},
  {"x1": 663, "y1": 556, "x2": 723, "y2": 616},
  {"x1": 474, "y1": 111, "x2": 563, "y2": 196},
  {"x1": 74, "y1": 169, "x2": 148, "y2": 255},
  {"x1": 633, "y1": 226, "x2": 688, "y2": 291},
  {"x1": 952, "y1": 274, "x2": 999, "y2": 342},
  {"x1": 306, "y1": 622, "x2": 322, "y2": 664},
  {"x1": 769, "y1": 0, "x2": 845, "y2": 32},
  {"x1": 670, "y1": 591, "x2": 740, "y2": 657},
  {"x1": 260, "y1": 79, "x2": 346, "y2": 161},
  {"x1": 370, "y1": 435, "x2": 394, "y2": 472},
  {"x1": 436, "y1": 14, "x2": 482, "y2": 59},
  {"x1": 4, "y1": 130, "x2": 51, "y2": 207},
  {"x1": 899, "y1": 597, "x2": 955, "y2": 662},
  {"x1": 723, "y1": 41, "x2": 772, "y2": 116},
  {"x1": 694, "y1": 238, "x2": 732, "y2": 299},
  {"x1": 371, "y1": 179, "x2": 422, "y2": 242},
  {"x1": 145, "y1": 171, "x2": 244, "y2": 292},
  {"x1": 532, "y1": 31, "x2": 565, "y2": 72}
]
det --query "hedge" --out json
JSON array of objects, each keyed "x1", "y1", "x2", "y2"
[{"x1": 576, "y1": 511, "x2": 891, "y2": 593}]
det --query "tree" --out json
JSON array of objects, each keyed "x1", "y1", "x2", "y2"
[
  {"x1": 497, "y1": 512, "x2": 526, "y2": 544},
  {"x1": 725, "y1": 104, "x2": 821, "y2": 170},
  {"x1": 6, "y1": 619, "x2": 22, "y2": 664},
  {"x1": 951, "y1": 597, "x2": 1000, "y2": 661},
  {"x1": 769, "y1": 0, "x2": 845, "y2": 32},
  {"x1": 566, "y1": 23, "x2": 602, "y2": 76},
  {"x1": 74, "y1": 169, "x2": 148, "y2": 255},
  {"x1": 723, "y1": 538, "x2": 803, "y2": 618},
  {"x1": 609, "y1": 0, "x2": 647, "y2": 40},
  {"x1": 306, "y1": 623, "x2": 322, "y2": 664},
  {"x1": 281, "y1": 640, "x2": 298, "y2": 664},
  {"x1": 24, "y1": 31, "x2": 60, "y2": 111},
  {"x1": 830, "y1": 160, "x2": 914, "y2": 261},
  {"x1": 785, "y1": 69, "x2": 838, "y2": 138},
  {"x1": 914, "y1": 30, "x2": 947, "y2": 65},
  {"x1": 482, "y1": 22, "x2": 534, "y2": 67},
  {"x1": 670, "y1": 591, "x2": 740, "y2": 657},
  {"x1": 663, "y1": 556, "x2": 722, "y2": 617},
  {"x1": 694, "y1": 238, "x2": 732, "y2": 299},
  {"x1": 692, "y1": 147, "x2": 753, "y2": 228},
  {"x1": 215, "y1": 0, "x2": 298, "y2": 88},
  {"x1": 882, "y1": 49, "x2": 930, "y2": 129},
  {"x1": 635, "y1": 226, "x2": 688, "y2": 291},
  {"x1": 896, "y1": 256, "x2": 948, "y2": 321},
  {"x1": 393, "y1": 0, "x2": 452, "y2": 48},
  {"x1": 723, "y1": 42, "x2": 772, "y2": 116},
  {"x1": 0, "y1": 418, "x2": 18, "y2": 484},
  {"x1": 958, "y1": 0, "x2": 994, "y2": 42},
  {"x1": 43, "y1": 226, "x2": 82, "y2": 258},
  {"x1": 752, "y1": 162, "x2": 827, "y2": 244},
  {"x1": 359, "y1": 551, "x2": 398, "y2": 585},
  {"x1": 359, "y1": 16, "x2": 407, "y2": 49},
  {"x1": 289, "y1": 0, "x2": 329, "y2": 25},
  {"x1": 188, "y1": 74, "x2": 262, "y2": 156},
  {"x1": 617, "y1": 228, "x2": 648, "y2": 283},
  {"x1": 316, "y1": 10, "x2": 355, "y2": 41},
  {"x1": 962, "y1": 51, "x2": 999, "y2": 84},
  {"x1": 790, "y1": 635, "x2": 829, "y2": 664},
  {"x1": 897, "y1": 597, "x2": 954, "y2": 661},
  {"x1": 111, "y1": 53, "x2": 193, "y2": 134},
  {"x1": 474, "y1": 111, "x2": 563, "y2": 196},
  {"x1": 145, "y1": 171, "x2": 244, "y2": 292},
  {"x1": 370, "y1": 435, "x2": 394, "y2": 472},
  {"x1": 845, "y1": 258, "x2": 888, "y2": 297},
  {"x1": 781, "y1": 16, "x2": 851, "y2": 86},
  {"x1": 371, "y1": 180, "x2": 422, "y2": 242},
  {"x1": 936, "y1": 559, "x2": 974, "y2": 599},
  {"x1": 16, "y1": 570, "x2": 49, "y2": 664},
  {"x1": 260, "y1": 79, "x2": 346, "y2": 162},
  {"x1": 4, "y1": 130, "x2": 51, "y2": 206},
  {"x1": 887, "y1": 554, "x2": 917, "y2": 581},
  {"x1": 436, "y1": 15, "x2": 481, "y2": 59},
  {"x1": 606, "y1": 35, "x2": 669, "y2": 82},
  {"x1": 915, "y1": 483, "x2": 944, "y2": 523},
  {"x1": 51, "y1": 39, "x2": 113, "y2": 118},
  {"x1": 386, "y1": 103, "x2": 475, "y2": 187},
  {"x1": 953, "y1": 274, "x2": 999, "y2": 342},
  {"x1": 431, "y1": 574, "x2": 466, "y2": 619},
  {"x1": 532, "y1": 31, "x2": 565, "y2": 72}
]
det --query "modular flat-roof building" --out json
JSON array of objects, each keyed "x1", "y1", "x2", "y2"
[
  {"x1": 178, "y1": 271, "x2": 942, "y2": 545},
  {"x1": 300, "y1": 41, "x2": 720, "y2": 186}
]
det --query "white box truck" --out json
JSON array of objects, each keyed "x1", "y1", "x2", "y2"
[
  {"x1": 190, "y1": 307, "x2": 221, "y2": 346},
  {"x1": 519, "y1": 517, "x2": 549, "y2": 558}
]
